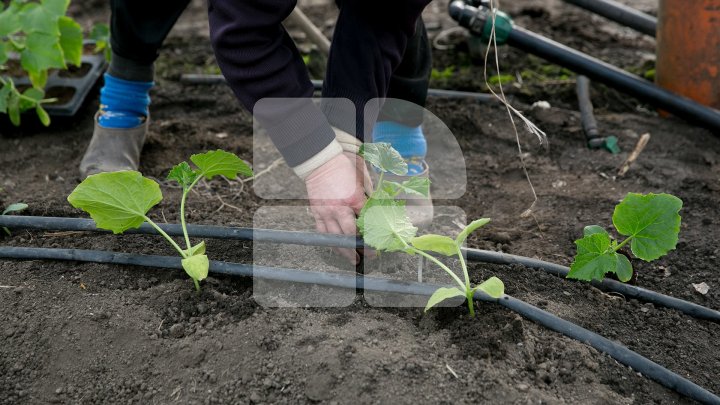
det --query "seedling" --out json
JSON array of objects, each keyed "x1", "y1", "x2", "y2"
[
  {"x1": 68, "y1": 150, "x2": 252, "y2": 291},
  {"x1": 2, "y1": 202, "x2": 28, "y2": 235},
  {"x1": 0, "y1": 0, "x2": 88, "y2": 126},
  {"x1": 567, "y1": 193, "x2": 682, "y2": 282},
  {"x1": 88, "y1": 22, "x2": 110, "y2": 61},
  {"x1": 358, "y1": 143, "x2": 504, "y2": 316}
]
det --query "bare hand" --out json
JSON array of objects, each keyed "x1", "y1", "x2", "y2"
[{"x1": 304, "y1": 152, "x2": 372, "y2": 264}]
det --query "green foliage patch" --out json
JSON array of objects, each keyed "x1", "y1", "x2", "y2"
[
  {"x1": 68, "y1": 150, "x2": 253, "y2": 291},
  {"x1": 358, "y1": 143, "x2": 504, "y2": 316},
  {"x1": 567, "y1": 193, "x2": 682, "y2": 282}
]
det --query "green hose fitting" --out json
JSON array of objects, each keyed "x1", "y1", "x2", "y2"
[
  {"x1": 480, "y1": 9, "x2": 513, "y2": 45},
  {"x1": 588, "y1": 136, "x2": 621, "y2": 154}
]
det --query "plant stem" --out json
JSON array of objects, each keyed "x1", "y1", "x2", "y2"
[
  {"x1": 456, "y1": 245, "x2": 475, "y2": 316},
  {"x1": 180, "y1": 176, "x2": 203, "y2": 250},
  {"x1": 466, "y1": 290, "x2": 476, "y2": 317},
  {"x1": 456, "y1": 245, "x2": 470, "y2": 290},
  {"x1": 407, "y1": 246, "x2": 465, "y2": 291},
  {"x1": 193, "y1": 279, "x2": 200, "y2": 292},
  {"x1": 614, "y1": 236, "x2": 633, "y2": 252},
  {"x1": 179, "y1": 189, "x2": 192, "y2": 250},
  {"x1": 143, "y1": 216, "x2": 187, "y2": 258}
]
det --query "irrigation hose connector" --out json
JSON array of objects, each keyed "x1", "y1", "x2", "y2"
[
  {"x1": 588, "y1": 135, "x2": 621, "y2": 154},
  {"x1": 449, "y1": 1, "x2": 514, "y2": 45}
]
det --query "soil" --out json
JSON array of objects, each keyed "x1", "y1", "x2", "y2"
[{"x1": 1, "y1": 1, "x2": 719, "y2": 404}]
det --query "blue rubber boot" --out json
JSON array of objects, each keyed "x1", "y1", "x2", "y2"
[
  {"x1": 372, "y1": 121, "x2": 427, "y2": 175},
  {"x1": 372, "y1": 121, "x2": 433, "y2": 226}
]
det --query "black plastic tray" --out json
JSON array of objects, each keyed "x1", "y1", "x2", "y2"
[{"x1": 4, "y1": 42, "x2": 107, "y2": 118}]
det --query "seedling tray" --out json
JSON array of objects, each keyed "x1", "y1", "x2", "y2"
[{"x1": 3, "y1": 42, "x2": 107, "y2": 118}]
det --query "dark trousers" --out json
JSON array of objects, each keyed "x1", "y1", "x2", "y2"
[
  {"x1": 110, "y1": 0, "x2": 431, "y2": 164},
  {"x1": 108, "y1": 0, "x2": 192, "y2": 81}
]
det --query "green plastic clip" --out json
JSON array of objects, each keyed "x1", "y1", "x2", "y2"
[
  {"x1": 588, "y1": 136, "x2": 621, "y2": 154},
  {"x1": 480, "y1": 9, "x2": 513, "y2": 45},
  {"x1": 603, "y1": 136, "x2": 621, "y2": 154}
]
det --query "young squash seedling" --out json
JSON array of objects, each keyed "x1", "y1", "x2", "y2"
[
  {"x1": 68, "y1": 150, "x2": 252, "y2": 291},
  {"x1": 358, "y1": 143, "x2": 504, "y2": 316},
  {"x1": 0, "y1": 0, "x2": 87, "y2": 126},
  {"x1": 567, "y1": 192, "x2": 682, "y2": 282}
]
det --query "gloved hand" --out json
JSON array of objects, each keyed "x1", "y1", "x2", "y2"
[{"x1": 304, "y1": 152, "x2": 372, "y2": 264}]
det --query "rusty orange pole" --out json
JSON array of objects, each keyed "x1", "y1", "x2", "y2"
[{"x1": 656, "y1": 0, "x2": 720, "y2": 110}]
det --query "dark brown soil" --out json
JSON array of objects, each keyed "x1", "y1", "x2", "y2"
[{"x1": 1, "y1": 1, "x2": 718, "y2": 404}]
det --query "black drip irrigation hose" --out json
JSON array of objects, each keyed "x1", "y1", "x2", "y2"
[
  {"x1": 561, "y1": 0, "x2": 657, "y2": 37},
  {"x1": 575, "y1": 74, "x2": 619, "y2": 151},
  {"x1": 576, "y1": 75, "x2": 599, "y2": 139},
  {"x1": 179, "y1": 74, "x2": 497, "y2": 104},
  {"x1": 1, "y1": 215, "x2": 719, "y2": 323},
  {"x1": 0, "y1": 245, "x2": 718, "y2": 405},
  {"x1": 448, "y1": 2, "x2": 720, "y2": 133}
]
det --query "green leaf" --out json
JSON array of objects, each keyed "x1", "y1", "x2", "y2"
[
  {"x1": 615, "y1": 254, "x2": 633, "y2": 282},
  {"x1": 183, "y1": 241, "x2": 206, "y2": 257},
  {"x1": 567, "y1": 233, "x2": 634, "y2": 281},
  {"x1": 0, "y1": 83, "x2": 11, "y2": 114},
  {"x1": 19, "y1": 87, "x2": 43, "y2": 111},
  {"x1": 0, "y1": 41, "x2": 9, "y2": 65},
  {"x1": 19, "y1": 2, "x2": 59, "y2": 35},
  {"x1": 27, "y1": 70, "x2": 48, "y2": 89},
  {"x1": 90, "y1": 22, "x2": 109, "y2": 49},
  {"x1": 58, "y1": 16, "x2": 83, "y2": 67},
  {"x1": 411, "y1": 234, "x2": 457, "y2": 256},
  {"x1": 190, "y1": 149, "x2": 253, "y2": 180},
  {"x1": 359, "y1": 143, "x2": 407, "y2": 175},
  {"x1": 182, "y1": 254, "x2": 209, "y2": 282},
  {"x1": 456, "y1": 218, "x2": 491, "y2": 245},
  {"x1": 356, "y1": 190, "x2": 397, "y2": 235},
  {"x1": 8, "y1": 90, "x2": 20, "y2": 126},
  {"x1": 167, "y1": 161, "x2": 199, "y2": 189},
  {"x1": 0, "y1": 3, "x2": 21, "y2": 37},
  {"x1": 424, "y1": 287, "x2": 465, "y2": 312},
  {"x1": 43, "y1": 0, "x2": 70, "y2": 18},
  {"x1": 2, "y1": 203, "x2": 28, "y2": 215},
  {"x1": 358, "y1": 203, "x2": 417, "y2": 252},
  {"x1": 67, "y1": 171, "x2": 163, "y2": 234},
  {"x1": 383, "y1": 177, "x2": 430, "y2": 197},
  {"x1": 8, "y1": 36, "x2": 25, "y2": 52},
  {"x1": 35, "y1": 104, "x2": 50, "y2": 126},
  {"x1": 583, "y1": 225, "x2": 608, "y2": 237},
  {"x1": 612, "y1": 193, "x2": 682, "y2": 261},
  {"x1": 21, "y1": 32, "x2": 65, "y2": 86},
  {"x1": 472, "y1": 276, "x2": 505, "y2": 298}
]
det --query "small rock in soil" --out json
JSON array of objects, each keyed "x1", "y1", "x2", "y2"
[
  {"x1": 169, "y1": 323, "x2": 185, "y2": 338},
  {"x1": 305, "y1": 373, "x2": 334, "y2": 401},
  {"x1": 249, "y1": 392, "x2": 262, "y2": 403},
  {"x1": 488, "y1": 232, "x2": 513, "y2": 244},
  {"x1": 692, "y1": 282, "x2": 710, "y2": 295}
]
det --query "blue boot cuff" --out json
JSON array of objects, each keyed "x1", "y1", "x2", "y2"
[{"x1": 98, "y1": 73, "x2": 154, "y2": 129}]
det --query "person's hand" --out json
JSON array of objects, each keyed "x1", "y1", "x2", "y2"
[{"x1": 305, "y1": 152, "x2": 372, "y2": 264}]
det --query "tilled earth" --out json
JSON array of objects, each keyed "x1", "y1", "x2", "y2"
[{"x1": 1, "y1": 1, "x2": 718, "y2": 404}]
